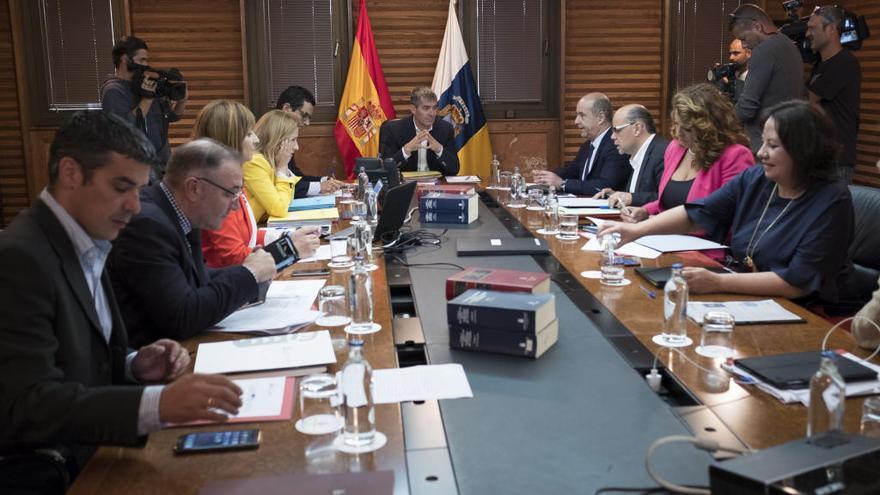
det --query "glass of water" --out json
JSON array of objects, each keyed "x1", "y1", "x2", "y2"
[
  {"x1": 542, "y1": 201, "x2": 559, "y2": 235},
  {"x1": 599, "y1": 234, "x2": 626, "y2": 286},
  {"x1": 498, "y1": 172, "x2": 512, "y2": 204},
  {"x1": 861, "y1": 396, "x2": 880, "y2": 438},
  {"x1": 296, "y1": 373, "x2": 344, "y2": 435},
  {"x1": 556, "y1": 213, "x2": 579, "y2": 241},
  {"x1": 328, "y1": 237, "x2": 353, "y2": 268},
  {"x1": 316, "y1": 285, "x2": 350, "y2": 327},
  {"x1": 696, "y1": 311, "x2": 735, "y2": 358},
  {"x1": 526, "y1": 189, "x2": 544, "y2": 211}
]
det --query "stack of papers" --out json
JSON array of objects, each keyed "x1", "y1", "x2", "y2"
[
  {"x1": 446, "y1": 175, "x2": 481, "y2": 184},
  {"x1": 580, "y1": 234, "x2": 662, "y2": 259},
  {"x1": 559, "y1": 206, "x2": 619, "y2": 216},
  {"x1": 268, "y1": 207, "x2": 339, "y2": 228},
  {"x1": 557, "y1": 198, "x2": 608, "y2": 208},
  {"x1": 723, "y1": 352, "x2": 880, "y2": 405},
  {"x1": 372, "y1": 364, "x2": 473, "y2": 404},
  {"x1": 194, "y1": 330, "x2": 336, "y2": 376},
  {"x1": 210, "y1": 280, "x2": 325, "y2": 334},
  {"x1": 402, "y1": 170, "x2": 442, "y2": 179},
  {"x1": 288, "y1": 195, "x2": 336, "y2": 212},
  {"x1": 687, "y1": 300, "x2": 804, "y2": 325}
]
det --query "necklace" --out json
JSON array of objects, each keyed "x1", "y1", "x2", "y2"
[{"x1": 744, "y1": 183, "x2": 793, "y2": 272}]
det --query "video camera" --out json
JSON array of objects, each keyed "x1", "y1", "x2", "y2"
[
  {"x1": 779, "y1": 1, "x2": 870, "y2": 63},
  {"x1": 707, "y1": 63, "x2": 740, "y2": 100},
  {"x1": 131, "y1": 65, "x2": 187, "y2": 101}
]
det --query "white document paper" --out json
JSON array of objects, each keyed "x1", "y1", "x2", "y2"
[
  {"x1": 558, "y1": 197, "x2": 608, "y2": 208},
  {"x1": 372, "y1": 364, "x2": 474, "y2": 404},
  {"x1": 297, "y1": 244, "x2": 333, "y2": 263},
  {"x1": 581, "y1": 235, "x2": 601, "y2": 252},
  {"x1": 687, "y1": 299, "x2": 804, "y2": 325},
  {"x1": 580, "y1": 233, "x2": 661, "y2": 259},
  {"x1": 559, "y1": 206, "x2": 620, "y2": 216},
  {"x1": 210, "y1": 280, "x2": 325, "y2": 334},
  {"x1": 227, "y1": 376, "x2": 287, "y2": 418},
  {"x1": 586, "y1": 216, "x2": 609, "y2": 229},
  {"x1": 194, "y1": 330, "x2": 336, "y2": 374},
  {"x1": 446, "y1": 175, "x2": 481, "y2": 183},
  {"x1": 634, "y1": 234, "x2": 726, "y2": 252}
]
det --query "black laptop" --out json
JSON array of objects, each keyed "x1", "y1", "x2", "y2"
[
  {"x1": 331, "y1": 180, "x2": 416, "y2": 241},
  {"x1": 735, "y1": 351, "x2": 877, "y2": 390},
  {"x1": 456, "y1": 237, "x2": 550, "y2": 256}
]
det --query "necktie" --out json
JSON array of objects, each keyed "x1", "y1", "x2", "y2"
[{"x1": 581, "y1": 144, "x2": 595, "y2": 181}]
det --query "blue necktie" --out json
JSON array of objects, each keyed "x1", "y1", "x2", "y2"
[{"x1": 581, "y1": 144, "x2": 595, "y2": 181}]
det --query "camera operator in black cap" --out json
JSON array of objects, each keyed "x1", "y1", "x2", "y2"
[{"x1": 100, "y1": 36, "x2": 188, "y2": 179}]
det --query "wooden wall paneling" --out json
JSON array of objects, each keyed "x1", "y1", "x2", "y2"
[
  {"x1": 487, "y1": 119, "x2": 560, "y2": 173},
  {"x1": 563, "y1": 1, "x2": 665, "y2": 163},
  {"x1": 0, "y1": 0, "x2": 29, "y2": 225},
  {"x1": 129, "y1": 0, "x2": 245, "y2": 148}
]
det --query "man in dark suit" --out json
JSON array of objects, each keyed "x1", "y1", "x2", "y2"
[
  {"x1": 379, "y1": 86, "x2": 460, "y2": 176},
  {"x1": 109, "y1": 139, "x2": 277, "y2": 347},
  {"x1": 534, "y1": 93, "x2": 630, "y2": 195},
  {"x1": 276, "y1": 85, "x2": 346, "y2": 197},
  {"x1": 595, "y1": 104, "x2": 670, "y2": 207},
  {"x1": 0, "y1": 112, "x2": 242, "y2": 492}
]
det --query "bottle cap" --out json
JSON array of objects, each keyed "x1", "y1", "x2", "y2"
[
  {"x1": 821, "y1": 350, "x2": 838, "y2": 360},
  {"x1": 349, "y1": 339, "x2": 364, "y2": 347}
]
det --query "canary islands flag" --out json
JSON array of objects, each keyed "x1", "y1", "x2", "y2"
[
  {"x1": 334, "y1": 0, "x2": 396, "y2": 177},
  {"x1": 432, "y1": 0, "x2": 493, "y2": 177}
]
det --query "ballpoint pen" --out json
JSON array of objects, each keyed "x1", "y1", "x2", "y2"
[
  {"x1": 639, "y1": 284, "x2": 656, "y2": 299},
  {"x1": 615, "y1": 197, "x2": 632, "y2": 217}
]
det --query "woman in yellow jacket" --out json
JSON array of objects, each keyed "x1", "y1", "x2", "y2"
[{"x1": 245, "y1": 110, "x2": 303, "y2": 222}]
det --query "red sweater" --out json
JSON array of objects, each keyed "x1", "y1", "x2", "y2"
[{"x1": 201, "y1": 196, "x2": 267, "y2": 268}]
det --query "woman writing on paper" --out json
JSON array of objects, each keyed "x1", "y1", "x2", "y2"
[
  {"x1": 195, "y1": 100, "x2": 319, "y2": 268},
  {"x1": 618, "y1": 84, "x2": 754, "y2": 221},
  {"x1": 599, "y1": 101, "x2": 853, "y2": 302}
]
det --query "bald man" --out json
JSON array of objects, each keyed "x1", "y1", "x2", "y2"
[
  {"x1": 594, "y1": 104, "x2": 669, "y2": 208},
  {"x1": 534, "y1": 93, "x2": 630, "y2": 196}
]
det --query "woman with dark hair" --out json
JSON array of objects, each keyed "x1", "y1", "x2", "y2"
[
  {"x1": 621, "y1": 83, "x2": 754, "y2": 222},
  {"x1": 599, "y1": 100, "x2": 853, "y2": 302}
]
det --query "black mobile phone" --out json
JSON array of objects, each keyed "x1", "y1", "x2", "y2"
[
  {"x1": 291, "y1": 269, "x2": 330, "y2": 277},
  {"x1": 264, "y1": 233, "x2": 299, "y2": 269},
  {"x1": 173, "y1": 429, "x2": 261, "y2": 455}
]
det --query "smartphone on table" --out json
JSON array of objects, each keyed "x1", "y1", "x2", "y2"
[{"x1": 173, "y1": 429, "x2": 261, "y2": 455}]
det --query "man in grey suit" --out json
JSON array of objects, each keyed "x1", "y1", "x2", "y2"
[
  {"x1": 0, "y1": 112, "x2": 242, "y2": 492},
  {"x1": 595, "y1": 104, "x2": 670, "y2": 208}
]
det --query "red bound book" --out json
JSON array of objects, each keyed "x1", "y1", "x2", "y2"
[
  {"x1": 416, "y1": 183, "x2": 476, "y2": 199},
  {"x1": 445, "y1": 267, "x2": 551, "y2": 300}
]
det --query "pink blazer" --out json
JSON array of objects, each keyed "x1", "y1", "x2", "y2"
[{"x1": 644, "y1": 140, "x2": 754, "y2": 215}]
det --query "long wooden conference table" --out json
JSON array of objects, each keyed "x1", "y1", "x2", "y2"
[{"x1": 69, "y1": 182, "x2": 875, "y2": 494}]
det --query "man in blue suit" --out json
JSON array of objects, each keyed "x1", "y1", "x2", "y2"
[{"x1": 534, "y1": 93, "x2": 630, "y2": 195}]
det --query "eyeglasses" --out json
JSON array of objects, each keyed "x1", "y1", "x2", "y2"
[
  {"x1": 195, "y1": 176, "x2": 243, "y2": 200},
  {"x1": 611, "y1": 122, "x2": 636, "y2": 134},
  {"x1": 296, "y1": 110, "x2": 312, "y2": 124}
]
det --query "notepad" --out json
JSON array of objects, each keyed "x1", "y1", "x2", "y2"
[
  {"x1": 446, "y1": 175, "x2": 481, "y2": 183},
  {"x1": 194, "y1": 330, "x2": 336, "y2": 375},
  {"x1": 686, "y1": 299, "x2": 804, "y2": 325}
]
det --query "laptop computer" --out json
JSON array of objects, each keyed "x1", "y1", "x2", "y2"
[
  {"x1": 735, "y1": 351, "x2": 877, "y2": 390},
  {"x1": 456, "y1": 237, "x2": 550, "y2": 256},
  {"x1": 331, "y1": 180, "x2": 416, "y2": 241}
]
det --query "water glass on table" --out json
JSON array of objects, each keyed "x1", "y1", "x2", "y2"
[
  {"x1": 498, "y1": 172, "x2": 512, "y2": 205},
  {"x1": 861, "y1": 396, "x2": 880, "y2": 438},
  {"x1": 328, "y1": 237, "x2": 353, "y2": 268},
  {"x1": 696, "y1": 311, "x2": 735, "y2": 358},
  {"x1": 316, "y1": 285, "x2": 350, "y2": 327},
  {"x1": 526, "y1": 189, "x2": 544, "y2": 211},
  {"x1": 296, "y1": 373, "x2": 344, "y2": 435},
  {"x1": 599, "y1": 234, "x2": 626, "y2": 286},
  {"x1": 556, "y1": 213, "x2": 579, "y2": 241}
]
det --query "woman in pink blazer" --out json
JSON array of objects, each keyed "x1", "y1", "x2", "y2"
[{"x1": 623, "y1": 84, "x2": 754, "y2": 222}]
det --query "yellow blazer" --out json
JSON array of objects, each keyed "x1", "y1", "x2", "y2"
[{"x1": 243, "y1": 152, "x2": 301, "y2": 223}]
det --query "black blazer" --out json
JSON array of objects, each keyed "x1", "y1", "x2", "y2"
[
  {"x1": 630, "y1": 135, "x2": 670, "y2": 207},
  {"x1": 109, "y1": 184, "x2": 259, "y2": 347},
  {"x1": 379, "y1": 116, "x2": 460, "y2": 176},
  {"x1": 288, "y1": 155, "x2": 321, "y2": 198},
  {"x1": 0, "y1": 200, "x2": 145, "y2": 473},
  {"x1": 553, "y1": 129, "x2": 630, "y2": 195}
]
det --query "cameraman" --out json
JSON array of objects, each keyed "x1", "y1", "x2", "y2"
[
  {"x1": 807, "y1": 6, "x2": 861, "y2": 184},
  {"x1": 728, "y1": 4, "x2": 803, "y2": 153},
  {"x1": 100, "y1": 36, "x2": 188, "y2": 178}
]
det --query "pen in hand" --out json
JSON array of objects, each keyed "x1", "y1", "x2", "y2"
[{"x1": 615, "y1": 197, "x2": 632, "y2": 217}]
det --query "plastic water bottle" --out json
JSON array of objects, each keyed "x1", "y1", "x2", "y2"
[
  {"x1": 543, "y1": 186, "x2": 559, "y2": 235},
  {"x1": 490, "y1": 154, "x2": 501, "y2": 187},
  {"x1": 807, "y1": 351, "x2": 845, "y2": 438},
  {"x1": 348, "y1": 254, "x2": 374, "y2": 333},
  {"x1": 662, "y1": 263, "x2": 688, "y2": 344},
  {"x1": 341, "y1": 340, "x2": 375, "y2": 447},
  {"x1": 356, "y1": 166, "x2": 369, "y2": 202}
]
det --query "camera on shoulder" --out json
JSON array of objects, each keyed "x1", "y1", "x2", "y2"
[{"x1": 131, "y1": 64, "x2": 187, "y2": 101}]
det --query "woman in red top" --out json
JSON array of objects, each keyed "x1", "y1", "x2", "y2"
[
  {"x1": 194, "y1": 100, "x2": 319, "y2": 268},
  {"x1": 622, "y1": 84, "x2": 754, "y2": 223}
]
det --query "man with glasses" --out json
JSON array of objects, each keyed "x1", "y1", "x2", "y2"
[
  {"x1": 593, "y1": 104, "x2": 669, "y2": 208},
  {"x1": 533, "y1": 93, "x2": 630, "y2": 195},
  {"x1": 276, "y1": 85, "x2": 345, "y2": 197},
  {"x1": 109, "y1": 138, "x2": 276, "y2": 347},
  {"x1": 807, "y1": 5, "x2": 861, "y2": 184},
  {"x1": 728, "y1": 3, "x2": 803, "y2": 153}
]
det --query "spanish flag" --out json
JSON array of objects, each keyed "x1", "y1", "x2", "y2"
[
  {"x1": 334, "y1": 0, "x2": 395, "y2": 178},
  {"x1": 432, "y1": 0, "x2": 493, "y2": 177}
]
